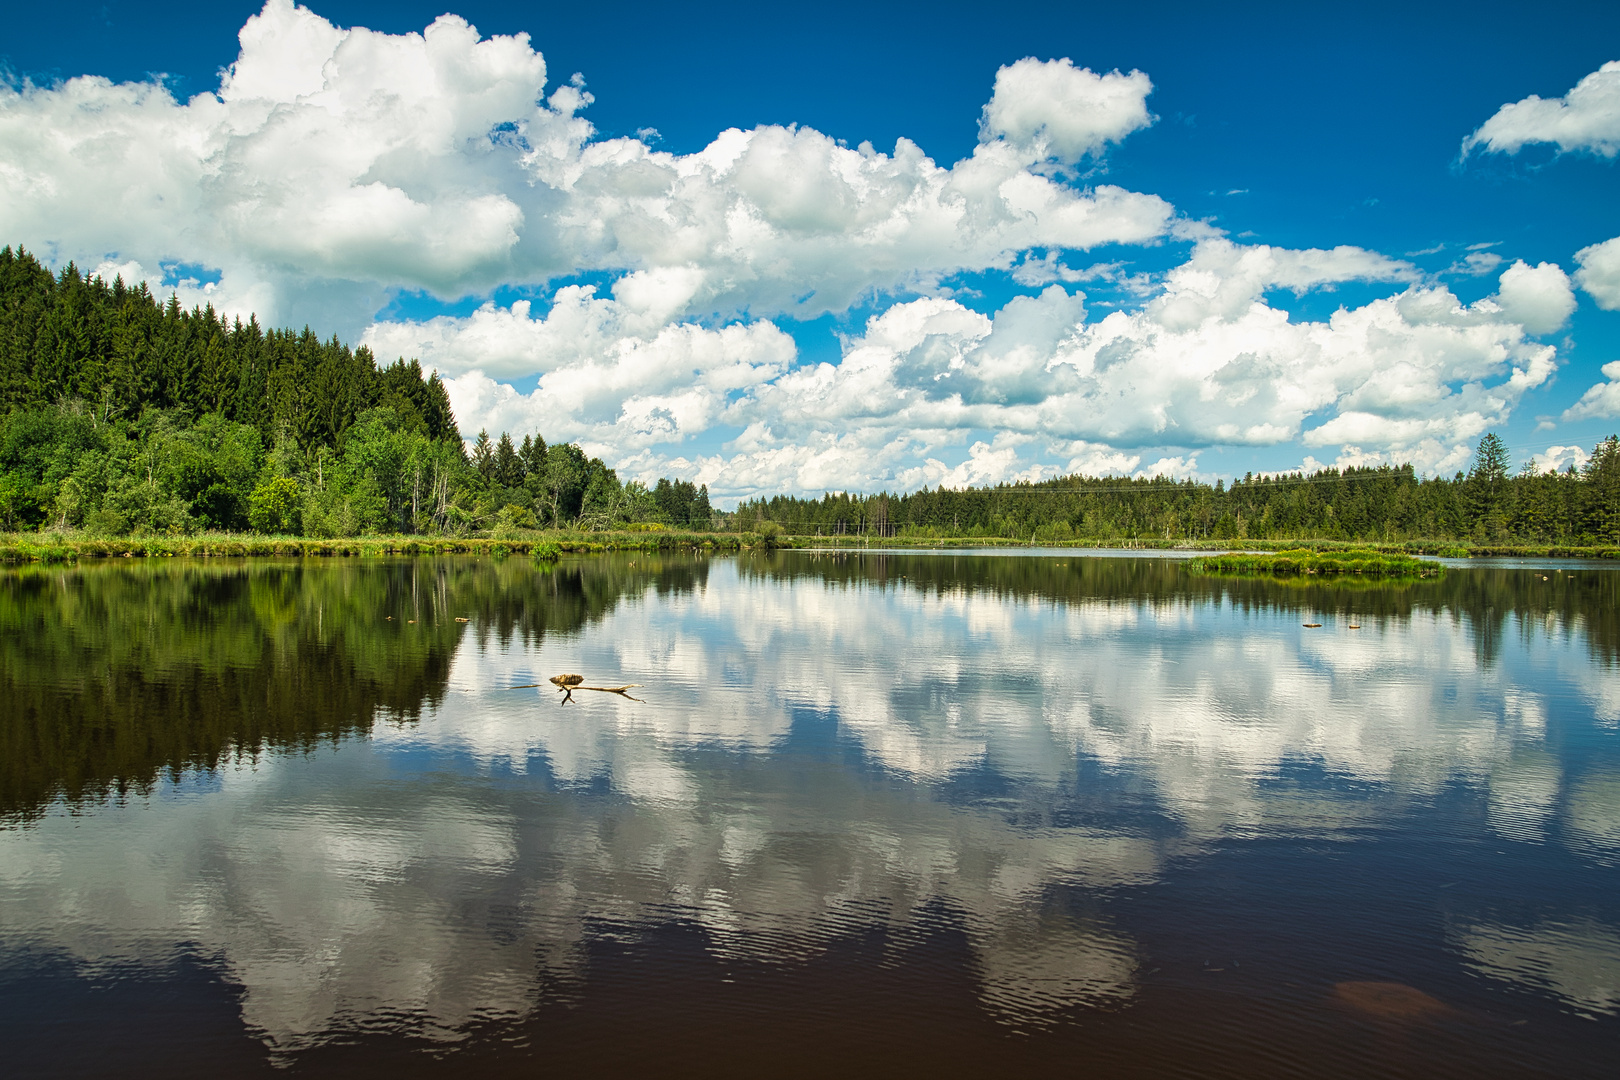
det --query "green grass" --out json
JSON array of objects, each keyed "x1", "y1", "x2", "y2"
[
  {"x1": 0, "y1": 529, "x2": 748, "y2": 564},
  {"x1": 1189, "y1": 548, "x2": 1443, "y2": 577}
]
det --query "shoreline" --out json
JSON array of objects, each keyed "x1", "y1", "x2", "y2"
[{"x1": 2, "y1": 531, "x2": 1618, "y2": 564}]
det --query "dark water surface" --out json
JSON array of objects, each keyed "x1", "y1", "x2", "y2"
[{"x1": 1, "y1": 551, "x2": 1617, "y2": 1078}]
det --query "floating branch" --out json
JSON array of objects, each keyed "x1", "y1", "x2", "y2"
[{"x1": 546, "y1": 673, "x2": 643, "y2": 703}]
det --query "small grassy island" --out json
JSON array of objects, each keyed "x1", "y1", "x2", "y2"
[{"x1": 1189, "y1": 548, "x2": 1444, "y2": 578}]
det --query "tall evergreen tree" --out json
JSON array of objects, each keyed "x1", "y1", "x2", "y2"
[
  {"x1": 1584, "y1": 436, "x2": 1620, "y2": 543},
  {"x1": 471, "y1": 429, "x2": 495, "y2": 481},
  {"x1": 494, "y1": 433, "x2": 522, "y2": 487}
]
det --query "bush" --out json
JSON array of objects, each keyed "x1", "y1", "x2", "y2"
[
  {"x1": 83, "y1": 508, "x2": 129, "y2": 536},
  {"x1": 248, "y1": 477, "x2": 302, "y2": 534}
]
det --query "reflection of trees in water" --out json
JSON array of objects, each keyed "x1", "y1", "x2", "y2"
[
  {"x1": 0, "y1": 555, "x2": 705, "y2": 820},
  {"x1": 8, "y1": 551, "x2": 1610, "y2": 823},
  {"x1": 760, "y1": 551, "x2": 1620, "y2": 666}
]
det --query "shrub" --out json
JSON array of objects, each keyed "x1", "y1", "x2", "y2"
[{"x1": 248, "y1": 477, "x2": 302, "y2": 534}]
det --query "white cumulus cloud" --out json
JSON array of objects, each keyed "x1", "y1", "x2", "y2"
[
  {"x1": 1575, "y1": 235, "x2": 1620, "y2": 310},
  {"x1": 980, "y1": 58, "x2": 1155, "y2": 164},
  {"x1": 1563, "y1": 360, "x2": 1620, "y2": 422},
  {"x1": 1463, "y1": 60, "x2": 1620, "y2": 157},
  {"x1": 407, "y1": 240, "x2": 1566, "y2": 497},
  {"x1": 1493, "y1": 260, "x2": 1576, "y2": 334},
  {"x1": 0, "y1": 0, "x2": 1589, "y2": 498},
  {"x1": 0, "y1": 0, "x2": 1173, "y2": 335}
]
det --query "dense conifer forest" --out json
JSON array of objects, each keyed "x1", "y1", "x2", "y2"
[
  {"x1": 3, "y1": 244, "x2": 1617, "y2": 546},
  {"x1": 0, "y1": 246, "x2": 711, "y2": 536},
  {"x1": 732, "y1": 431, "x2": 1620, "y2": 546}
]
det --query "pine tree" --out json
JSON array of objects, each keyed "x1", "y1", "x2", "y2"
[
  {"x1": 494, "y1": 432, "x2": 521, "y2": 487},
  {"x1": 1584, "y1": 435, "x2": 1620, "y2": 544},
  {"x1": 471, "y1": 429, "x2": 495, "y2": 481},
  {"x1": 1467, "y1": 432, "x2": 1511, "y2": 540}
]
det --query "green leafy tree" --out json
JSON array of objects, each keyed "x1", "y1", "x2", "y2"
[
  {"x1": 248, "y1": 476, "x2": 302, "y2": 534},
  {"x1": 542, "y1": 442, "x2": 589, "y2": 525}
]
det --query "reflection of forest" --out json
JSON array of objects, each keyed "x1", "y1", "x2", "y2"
[
  {"x1": 0, "y1": 556, "x2": 708, "y2": 820},
  {"x1": 5, "y1": 551, "x2": 1615, "y2": 821},
  {"x1": 4, "y1": 552, "x2": 1619, "y2": 1053},
  {"x1": 759, "y1": 550, "x2": 1620, "y2": 666}
]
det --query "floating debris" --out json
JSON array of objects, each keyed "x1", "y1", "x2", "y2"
[
  {"x1": 543, "y1": 673, "x2": 643, "y2": 703},
  {"x1": 1304, "y1": 623, "x2": 1323, "y2": 628},
  {"x1": 455, "y1": 617, "x2": 469, "y2": 623},
  {"x1": 504, "y1": 674, "x2": 642, "y2": 703},
  {"x1": 1347, "y1": 624, "x2": 1362, "y2": 629}
]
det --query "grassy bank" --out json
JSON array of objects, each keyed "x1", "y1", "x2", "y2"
[{"x1": 0, "y1": 529, "x2": 747, "y2": 564}]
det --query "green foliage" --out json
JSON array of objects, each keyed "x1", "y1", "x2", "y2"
[
  {"x1": 248, "y1": 476, "x2": 302, "y2": 534},
  {"x1": 0, "y1": 244, "x2": 712, "y2": 539}
]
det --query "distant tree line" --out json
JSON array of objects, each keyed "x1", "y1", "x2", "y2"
[
  {"x1": 0, "y1": 246, "x2": 710, "y2": 535},
  {"x1": 734, "y1": 432, "x2": 1620, "y2": 546}
]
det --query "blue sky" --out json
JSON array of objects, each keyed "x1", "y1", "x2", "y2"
[{"x1": 4, "y1": 0, "x2": 1619, "y2": 501}]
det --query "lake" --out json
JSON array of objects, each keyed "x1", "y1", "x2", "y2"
[{"x1": 1, "y1": 550, "x2": 1617, "y2": 1078}]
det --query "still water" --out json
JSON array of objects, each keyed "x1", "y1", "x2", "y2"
[{"x1": 1, "y1": 551, "x2": 1617, "y2": 1077}]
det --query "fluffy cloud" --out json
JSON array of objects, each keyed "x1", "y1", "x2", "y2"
[
  {"x1": 1527, "y1": 444, "x2": 1590, "y2": 473},
  {"x1": 411, "y1": 239, "x2": 1562, "y2": 496},
  {"x1": 0, "y1": 1, "x2": 1588, "y2": 497},
  {"x1": 1575, "y1": 235, "x2": 1620, "y2": 309},
  {"x1": 0, "y1": 0, "x2": 572, "y2": 329},
  {"x1": 1463, "y1": 60, "x2": 1620, "y2": 157},
  {"x1": 366, "y1": 276, "x2": 797, "y2": 453},
  {"x1": 1493, "y1": 260, "x2": 1575, "y2": 334},
  {"x1": 980, "y1": 58, "x2": 1155, "y2": 163},
  {"x1": 0, "y1": 0, "x2": 1171, "y2": 334},
  {"x1": 1563, "y1": 360, "x2": 1620, "y2": 422}
]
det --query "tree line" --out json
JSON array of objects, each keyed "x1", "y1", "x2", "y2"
[
  {"x1": 0, "y1": 245, "x2": 711, "y2": 535},
  {"x1": 734, "y1": 432, "x2": 1620, "y2": 546}
]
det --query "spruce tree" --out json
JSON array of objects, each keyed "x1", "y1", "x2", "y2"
[{"x1": 471, "y1": 429, "x2": 495, "y2": 481}]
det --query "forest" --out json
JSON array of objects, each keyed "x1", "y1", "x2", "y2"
[
  {"x1": 0, "y1": 246, "x2": 711, "y2": 536},
  {"x1": 2, "y1": 243, "x2": 1618, "y2": 546},
  {"x1": 733, "y1": 431, "x2": 1620, "y2": 546}
]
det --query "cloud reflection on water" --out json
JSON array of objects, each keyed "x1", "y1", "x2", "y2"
[{"x1": 2, "y1": 554, "x2": 1618, "y2": 1055}]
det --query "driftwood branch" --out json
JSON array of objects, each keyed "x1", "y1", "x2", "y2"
[{"x1": 499, "y1": 674, "x2": 646, "y2": 703}]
